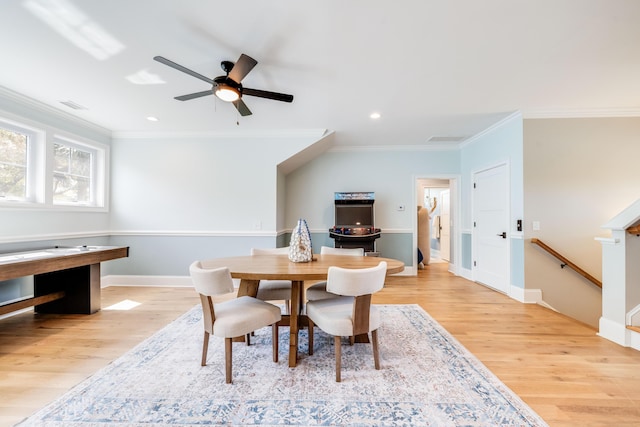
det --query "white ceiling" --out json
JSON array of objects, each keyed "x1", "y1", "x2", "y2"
[{"x1": 1, "y1": 0, "x2": 639, "y2": 147}]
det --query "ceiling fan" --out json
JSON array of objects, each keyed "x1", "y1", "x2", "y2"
[{"x1": 153, "y1": 53, "x2": 294, "y2": 116}]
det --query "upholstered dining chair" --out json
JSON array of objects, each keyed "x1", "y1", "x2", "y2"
[
  {"x1": 189, "y1": 261, "x2": 282, "y2": 384},
  {"x1": 251, "y1": 247, "x2": 292, "y2": 314},
  {"x1": 305, "y1": 246, "x2": 365, "y2": 302},
  {"x1": 306, "y1": 261, "x2": 387, "y2": 382}
]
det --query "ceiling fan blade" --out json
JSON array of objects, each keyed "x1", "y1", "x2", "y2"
[
  {"x1": 174, "y1": 90, "x2": 214, "y2": 101},
  {"x1": 232, "y1": 98, "x2": 252, "y2": 116},
  {"x1": 243, "y1": 87, "x2": 294, "y2": 103},
  {"x1": 153, "y1": 56, "x2": 214, "y2": 84},
  {"x1": 228, "y1": 54, "x2": 257, "y2": 83}
]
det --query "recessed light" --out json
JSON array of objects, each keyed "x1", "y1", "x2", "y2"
[
  {"x1": 146, "y1": 116, "x2": 158, "y2": 122},
  {"x1": 370, "y1": 112, "x2": 381, "y2": 119}
]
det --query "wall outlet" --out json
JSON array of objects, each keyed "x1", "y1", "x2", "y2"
[
  {"x1": 253, "y1": 220, "x2": 262, "y2": 230},
  {"x1": 532, "y1": 221, "x2": 540, "y2": 231}
]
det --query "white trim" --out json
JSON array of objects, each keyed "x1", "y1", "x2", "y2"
[
  {"x1": 102, "y1": 269, "x2": 414, "y2": 289},
  {"x1": 329, "y1": 144, "x2": 460, "y2": 153},
  {"x1": 412, "y1": 174, "x2": 462, "y2": 278},
  {"x1": 598, "y1": 316, "x2": 628, "y2": 347},
  {"x1": 0, "y1": 231, "x2": 110, "y2": 244},
  {"x1": 393, "y1": 267, "x2": 413, "y2": 276},
  {"x1": 595, "y1": 237, "x2": 620, "y2": 245},
  {"x1": 626, "y1": 304, "x2": 640, "y2": 326},
  {"x1": 112, "y1": 129, "x2": 328, "y2": 140},
  {"x1": 524, "y1": 108, "x2": 640, "y2": 119},
  {"x1": 460, "y1": 267, "x2": 473, "y2": 281},
  {"x1": 510, "y1": 285, "x2": 543, "y2": 304},
  {"x1": 0, "y1": 229, "x2": 417, "y2": 244},
  {"x1": 601, "y1": 198, "x2": 640, "y2": 230},
  {"x1": 0, "y1": 86, "x2": 111, "y2": 137},
  {"x1": 102, "y1": 275, "x2": 193, "y2": 288},
  {"x1": 460, "y1": 111, "x2": 522, "y2": 149},
  {"x1": 109, "y1": 230, "x2": 278, "y2": 237},
  {"x1": 628, "y1": 330, "x2": 640, "y2": 352}
]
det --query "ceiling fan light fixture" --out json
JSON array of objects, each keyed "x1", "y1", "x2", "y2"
[
  {"x1": 213, "y1": 76, "x2": 241, "y2": 102},
  {"x1": 215, "y1": 84, "x2": 240, "y2": 102}
]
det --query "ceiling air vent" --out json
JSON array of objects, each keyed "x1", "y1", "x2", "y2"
[
  {"x1": 427, "y1": 136, "x2": 466, "y2": 143},
  {"x1": 59, "y1": 100, "x2": 88, "y2": 110}
]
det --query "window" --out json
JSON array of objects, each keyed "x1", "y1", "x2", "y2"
[
  {"x1": 0, "y1": 127, "x2": 28, "y2": 201},
  {"x1": 0, "y1": 117, "x2": 107, "y2": 210},
  {"x1": 53, "y1": 141, "x2": 93, "y2": 204}
]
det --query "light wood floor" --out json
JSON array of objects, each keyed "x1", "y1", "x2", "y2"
[{"x1": 2, "y1": 263, "x2": 640, "y2": 426}]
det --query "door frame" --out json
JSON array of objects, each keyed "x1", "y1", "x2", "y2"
[
  {"x1": 471, "y1": 161, "x2": 511, "y2": 294},
  {"x1": 412, "y1": 174, "x2": 461, "y2": 276}
]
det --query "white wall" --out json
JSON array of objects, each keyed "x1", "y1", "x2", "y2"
[
  {"x1": 0, "y1": 92, "x2": 112, "y2": 243},
  {"x1": 524, "y1": 117, "x2": 640, "y2": 327},
  {"x1": 110, "y1": 134, "x2": 319, "y2": 233}
]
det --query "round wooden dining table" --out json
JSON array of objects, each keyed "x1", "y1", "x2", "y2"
[{"x1": 200, "y1": 254, "x2": 404, "y2": 367}]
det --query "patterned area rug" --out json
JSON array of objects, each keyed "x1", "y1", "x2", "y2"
[{"x1": 18, "y1": 304, "x2": 547, "y2": 426}]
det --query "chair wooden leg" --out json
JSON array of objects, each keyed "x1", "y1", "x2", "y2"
[
  {"x1": 285, "y1": 299, "x2": 291, "y2": 315},
  {"x1": 246, "y1": 333, "x2": 251, "y2": 346},
  {"x1": 225, "y1": 338, "x2": 233, "y2": 384},
  {"x1": 308, "y1": 318, "x2": 314, "y2": 355},
  {"x1": 272, "y1": 323, "x2": 279, "y2": 363},
  {"x1": 372, "y1": 329, "x2": 380, "y2": 370},
  {"x1": 335, "y1": 335, "x2": 342, "y2": 382},
  {"x1": 201, "y1": 331, "x2": 210, "y2": 366}
]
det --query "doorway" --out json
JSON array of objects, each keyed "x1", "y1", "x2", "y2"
[{"x1": 415, "y1": 177, "x2": 457, "y2": 271}]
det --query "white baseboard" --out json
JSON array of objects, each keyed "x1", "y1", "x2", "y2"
[
  {"x1": 460, "y1": 267, "x2": 473, "y2": 281},
  {"x1": 628, "y1": 329, "x2": 640, "y2": 352},
  {"x1": 510, "y1": 285, "x2": 544, "y2": 304},
  {"x1": 102, "y1": 266, "x2": 415, "y2": 290},
  {"x1": 598, "y1": 316, "x2": 628, "y2": 347},
  {"x1": 101, "y1": 275, "x2": 193, "y2": 288},
  {"x1": 396, "y1": 265, "x2": 415, "y2": 276}
]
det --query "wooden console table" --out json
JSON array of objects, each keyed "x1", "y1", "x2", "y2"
[{"x1": 0, "y1": 246, "x2": 129, "y2": 315}]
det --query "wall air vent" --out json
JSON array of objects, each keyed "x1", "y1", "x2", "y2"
[{"x1": 60, "y1": 100, "x2": 88, "y2": 110}]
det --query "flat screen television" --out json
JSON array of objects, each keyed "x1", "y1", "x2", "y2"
[{"x1": 335, "y1": 204, "x2": 374, "y2": 227}]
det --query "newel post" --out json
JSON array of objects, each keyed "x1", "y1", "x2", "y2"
[{"x1": 597, "y1": 199, "x2": 640, "y2": 348}]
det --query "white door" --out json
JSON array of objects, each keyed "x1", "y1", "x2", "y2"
[
  {"x1": 473, "y1": 164, "x2": 509, "y2": 293},
  {"x1": 440, "y1": 189, "x2": 451, "y2": 261}
]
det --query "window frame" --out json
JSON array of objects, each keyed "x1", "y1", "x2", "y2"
[
  {"x1": 0, "y1": 116, "x2": 109, "y2": 212},
  {"x1": 51, "y1": 135, "x2": 105, "y2": 208},
  {"x1": 0, "y1": 118, "x2": 44, "y2": 205}
]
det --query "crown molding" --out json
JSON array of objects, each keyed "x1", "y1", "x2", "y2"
[
  {"x1": 460, "y1": 111, "x2": 522, "y2": 148},
  {"x1": 328, "y1": 143, "x2": 460, "y2": 153},
  {"x1": 523, "y1": 107, "x2": 640, "y2": 119},
  {"x1": 0, "y1": 85, "x2": 111, "y2": 137},
  {"x1": 111, "y1": 129, "x2": 328, "y2": 140}
]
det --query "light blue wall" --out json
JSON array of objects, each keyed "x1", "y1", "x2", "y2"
[
  {"x1": 103, "y1": 133, "x2": 324, "y2": 275},
  {"x1": 459, "y1": 113, "x2": 525, "y2": 288},
  {"x1": 283, "y1": 148, "x2": 461, "y2": 266},
  {"x1": 0, "y1": 91, "x2": 524, "y2": 285}
]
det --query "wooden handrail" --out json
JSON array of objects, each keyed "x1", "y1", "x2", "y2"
[
  {"x1": 628, "y1": 225, "x2": 640, "y2": 235},
  {"x1": 530, "y1": 238, "x2": 602, "y2": 288}
]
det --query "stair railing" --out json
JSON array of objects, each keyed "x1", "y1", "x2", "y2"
[{"x1": 530, "y1": 238, "x2": 602, "y2": 288}]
